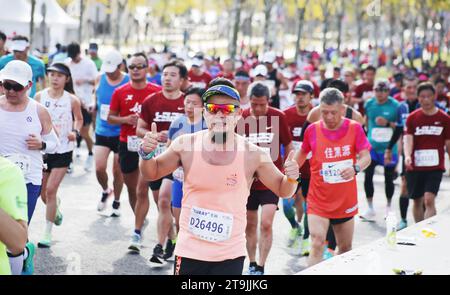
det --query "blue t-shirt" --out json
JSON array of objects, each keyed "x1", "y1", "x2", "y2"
[
  {"x1": 95, "y1": 73, "x2": 130, "y2": 137},
  {"x1": 147, "y1": 72, "x2": 162, "y2": 86},
  {"x1": 168, "y1": 115, "x2": 207, "y2": 141},
  {"x1": 0, "y1": 54, "x2": 45, "y2": 98},
  {"x1": 364, "y1": 97, "x2": 401, "y2": 154}
]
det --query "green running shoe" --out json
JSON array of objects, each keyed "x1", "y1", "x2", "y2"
[{"x1": 21, "y1": 242, "x2": 35, "y2": 275}]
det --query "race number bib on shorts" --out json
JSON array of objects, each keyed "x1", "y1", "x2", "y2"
[
  {"x1": 414, "y1": 149, "x2": 439, "y2": 167},
  {"x1": 127, "y1": 136, "x2": 142, "y2": 152},
  {"x1": 371, "y1": 127, "x2": 393, "y2": 143},
  {"x1": 188, "y1": 206, "x2": 233, "y2": 242},
  {"x1": 100, "y1": 104, "x2": 110, "y2": 121},
  {"x1": 321, "y1": 159, "x2": 353, "y2": 184},
  {"x1": 4, "y1": 154, "x2": 31, "y2": 173}
]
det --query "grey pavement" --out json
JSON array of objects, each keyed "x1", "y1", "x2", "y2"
[{"x1": 30, "y1": 146, "x2": 450, "y2": 275}]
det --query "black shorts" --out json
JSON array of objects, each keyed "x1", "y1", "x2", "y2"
[
  {"x1": 81, "y1": 107, "x2": 92, "y2": 126},
  {"x1": 246, "y1": 189, "x2": 279, "y2": 211},
  {"x1": 174, "y1": 256, "x2": 245, "y2": 275},
  {"x1": 43, "y1": 151, "x2": 73, "y2": 172},
  {"x1": 118, "y1": 142, "x2": 139, "y2": 174},
  {"x1": 400, "y1": 154, "x2": 406, "y2": 176},
  {"x1": 297, "y1": 178, "x2": 310, "y2": 198},
  {"x1": 330, "y1": 216, "x2": 353, "y2": 225},
  {"x1": 95, "y1": 134, "x2": 120, "y2": 153},
  {"x1": 149, "y1": 174, "x2": 174, "y2": 191},
  {"x1": 406, "y1": 170, "x2": 444, "y2": 199}
]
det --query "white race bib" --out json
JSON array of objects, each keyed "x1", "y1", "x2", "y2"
[
  {"x1": 321, "y1": 159, "x2": 353, "y2": 184},
  {"x1": 4, "y1": 154, "x2": 31, "y2": 174},
  {"x1": 188, "y1": 206, "x2": 233, "y2": 242},
  {"x1": 100, "y1": 104, "x2": 110, "y2": 121},
  {"x1": 191, "y1": 82, "x2": 206, "y2": 89},
  {"x1": 127, "y1": 136, "x2": 142, "y2": 152},
  {"x1": 414, "y1": 149, "x2": 439, "y2": 167},
  {"x1": 261, "y1": 147, "x2": 271, "y2": 155},
  {"x1": 371, "y1": 127, "x2": 393, "y2": 143}
]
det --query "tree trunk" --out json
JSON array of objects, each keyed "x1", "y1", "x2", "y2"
[
  {"x1": 400, "y1": 20, "x2": 408, "y2": 64},
  {"x1": 294, "y1": 0, "x2": 307, "y2": 63},
  {"x1": 421, "y1": 13, "x2": 429, "y2": 66},
  {"x1": 30, "y1": 0, "x2": 36, "y2": 47},
  {"x1": 438, "y1": 14, "x2": 445, "y2": 60},
  {"x1": 336, "y1": 0, "x2": 345, "y2": 56},
  {"x1": 264, "y1": 0, "x2": 273, "y2": 51},
  {"x1": 387, "y1": 2, "x2": 396, "y2": 69},
  {"x1": 78, "y1": 0, "x2": 85, "y2": 43},
  {"x1": 114, "y1": 1, "x2": 125, "y2": 50},
  {"x1": 409, "y1": 18, "x2": 417, "y2": 68},
  {"x1": 321, "y1": 0, "x2": 330, "y2": 57},
  {"x1": 229, "y1": 0, "x2": 242, "y2": 61}
]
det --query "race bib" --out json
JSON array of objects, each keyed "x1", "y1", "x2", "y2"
[
  {"x1": 362, "y1": 91, "x2": 374, "y2": 100},
  {"x1": 188, "y1": 206, "x2": 233, "y2": 242},
  {"x1": 127, "y1": 136, "x2": 142, "y2": 152},
  {"x1": 100, "y1": 104, "x2": 110, "y2": 121},
  {"x1": 154, "y1": 143, "x2": 167, "y2": 157},
  {"x1": 371, "y1": 127, "x2": 393, "y2": 143},
  {"x1": 4, "y1": 154, "x2": 31, "y2": 174},
  {"x1": 260, "y1": 147, "x2": 271, "y2": 155},
  {"x1": 414, "y1": 149, "x2": 439, "y2": 167},
  {"x1": 191, "y1": 82, "x2": 206, "y2": 89},
  {"x1": 173, "y1": 167, "x2": 184, "y2": 182},
  {"x1": 321, "y1": 159, "x2": 353, "y2": 184}
]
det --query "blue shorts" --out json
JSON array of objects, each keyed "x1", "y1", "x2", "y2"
[
  {"x1": 370, "y1": 150, "x2": 398, "y2": 168},
  {"x1": 171, "y1": 179, "x2": 183, "y2": 209},
  {"x1": 26, "y1": 183, "x2": 41, "y2": 224}
]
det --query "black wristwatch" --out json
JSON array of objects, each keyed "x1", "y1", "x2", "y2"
[
  {"x1": 353, "y1": 164, "x2": 361, "y2": 175},
  {"x1": 41, "y1": 141, "x2": 47, "y2": 151}
]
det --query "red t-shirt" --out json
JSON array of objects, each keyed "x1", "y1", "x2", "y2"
[
  {"x1": 109, "y1": 82, "x2": 162, "y2": 143},
  {"x1": 216, "y1": 72, "x2": 235, "y2": 81},
  {"x1": 436, "y1": 93, "x2": 449, "y2": 109},
  {"x1": 284, "y1": 106, "x2": 311, "y2": 179},
  {"x1": 393, "y1": 92, "x2": 405, "y2": 102},
  {"x1": 140, "y1": 91, "x2": 185, "y2": 132},
  {"x1": 353, "y1": 82, "x2": 374, "y2": 115},
  {"x1": 188, "y1": 70, "x2": 212, "y2": 89},
  {"x1": 405, "y1": 109, "x2": 450, "y2": 171},
  {"x1": 237, "y1": 107, "x2": 292, "y2": 190}
]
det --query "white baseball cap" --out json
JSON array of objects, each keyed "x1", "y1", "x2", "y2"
[
  {"x1": 252, "y1": 64, "x2": 268, "y2": 78},
  {"x1": 192, "y1": 58, "x2": 204, "y2": 68},
  {"x1": 101, "y1": 50, "x2": 123, "y2": 73},
  {"x1": 10, "y1": 40, "x2": 30, "y2": 52},
  {"x1": 262, "y1": 51, "x2": 276, "y2": 64},
  {"x1": 1, "y1": 60, "x2": 33, "y2": 86}
]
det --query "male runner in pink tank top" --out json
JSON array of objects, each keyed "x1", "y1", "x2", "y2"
[{"x1": 139, "y1": 81, "x2": 299, "y2": 275}]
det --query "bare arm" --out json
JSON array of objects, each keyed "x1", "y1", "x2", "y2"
[
  {"x1": 352, "y1": 109, "x2": 365, "y2": 125},
  {"x1": 107, "y1": 110, "x2": 136, "y2": 126},
  {"x1": 71, "y1": 95, "x2": 83, "y2": 132},
  {"x1": 256, "y1": 149, "x2": 298, "y2": 198},
  {"x1": 37, "y1": 104, "x2": 53, "y2": 135},
  {"x1": 0, "y1": 209, "x2": 27, "y2": 254},
  {"x1": 403, "y1": 134, "x2": 413, "y2": 169},
  {"x1": 137, "y1": 118, "x2": 150, "y2": 138}
]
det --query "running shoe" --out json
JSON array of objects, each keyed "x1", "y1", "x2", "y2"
[
  {"x1": 21, "y1": 242, "x2": 35, "y2": 275},
  {"x1": 163, "y1": 239, "x2": 176, "y2": 261},
  {"x1": 359, "y1": 208, "x2": 376, "y2": 221},
  {"x1": 37, "y1": 233, "x2": 52, "y2": 248},
  {"x1": 128, "y1": 233, "x2": 142, "y2": 254},
  {"x1": 66, "y1": 163, "x2": 73, "y2": 174},
  {"x1": 246, "y1": 265, "x2": 257, "y2": 275},
  {"x1": 287, "y1": 225, "x2": 302, "y2": 248},
  {"x1": 54, "y1": 198, "x2": 63, "y2": 226},
  {"x1": 111, "y1": 202, "x2": 121, "y2": 217},
  {"x1": 149, "y1": 244, "x2": 166, "y2": 267},
  {"x1": 322, "y1": 247, "x2": 335, "y2": 260},
  {"x1": 301, "y1": 239, "x2": 311, "y2": 256},
  {"x1": 397, "y1": 219, "x2": 408, "y2": 231},
  {"x1": 84, "y1": 154, "x2": 94, "y2": 172},
  {"x1": 97, "y1": 189, "x2": 112, "y2": 212}
]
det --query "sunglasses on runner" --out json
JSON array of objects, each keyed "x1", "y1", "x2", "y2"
[
  {"x1": 128, "y1": 64, "x2": 147, "y2": 70},
  {"x1": 375, "y1": 88, "x2": 389, "y2": 92},
  {"x1": 204, "y1": 103, "x2": 239, "y2": 115},
  {"x1": 2, "y1": 81, "x2": 25, "y2": 92}
]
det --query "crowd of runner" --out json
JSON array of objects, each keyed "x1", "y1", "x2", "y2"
[{"x1": 0, "y1": 31, "x2": 449, "y2": 275}]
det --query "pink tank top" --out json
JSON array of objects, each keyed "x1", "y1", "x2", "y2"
[{"x1": 174, "y1": 131, "x2": 250, "y2": 261}]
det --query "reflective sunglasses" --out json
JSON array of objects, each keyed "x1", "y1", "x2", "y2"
[
  {"x1": 374, "y1": 88, "x2": 389, "y2": 93},
  {"x1": 128, "y1": 64, "x2": 147, "y2": 70},
  {"x1": 2, "y1": 81, "x2": 25, "y2": 92},
  {"x1": 204, "y1": 103, "x2": 239, "y2": 115}
]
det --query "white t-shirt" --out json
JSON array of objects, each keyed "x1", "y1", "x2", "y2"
[{"x1": 66, "y1": 57, "x2": 98, "y2": 106}]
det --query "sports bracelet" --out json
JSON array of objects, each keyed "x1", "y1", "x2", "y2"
[{"x1": 138, "y1": 146, "x2": 156, "y2": 160}]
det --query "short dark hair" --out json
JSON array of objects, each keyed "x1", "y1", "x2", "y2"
[
  {"x1": 364, "y1": 65, "x2": 377, "y2": 73},
  {"x1": 0, "y1": 31, "x2": 6, "y2": 42},
  {"x1": 11, "y1": 35, "x2": 29, "y2": 42},
  {"x1": 208, "y1": 77, "x2": 235, "y2": 88},
  {"x1": 67, "y1": 42, "x2": 81, "y2": 59},
  {"x1": 328, "y1": 79, "x2": 349, "y2": 93},
  {"x1": 185, "y1": 87, "x2": 206, "y2": 99},
  {"x1": 163, "y1": 61, "x2": 188, "y2": 79},
  {"x1": 417, "y1": 82, "x2": 435, "y2": 96},
  {"x1": 234, "y1": 70, "x2": 250, "y2": 79},
  {"x1": 250, "y1": 82, "x2": 270, "y2": 99},
  {"x1": 131, "y1": 52, "x2": 148, "y2": 64}
]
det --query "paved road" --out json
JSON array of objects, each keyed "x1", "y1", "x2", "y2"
[{"x1": 30, "y1": 146, "x2": 450, "y2": 275}]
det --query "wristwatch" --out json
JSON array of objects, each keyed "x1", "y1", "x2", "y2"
[
  {"x1": 41, "y1": 141, "x2": 47, "y2": 151},
  {"x1": 353, "y1": 164, "x2": 361, "y2": 175},
  {"x1": 72, "y1": 129, "x2": 81, "y2": 138}
]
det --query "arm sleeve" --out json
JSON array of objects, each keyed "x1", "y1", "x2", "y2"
[
  {"x1": 387, "y1": 126, "x2": 403, "y2": 150},
  {"x1": 299, "y1": 120, "x2": 311, "y2": 141}
]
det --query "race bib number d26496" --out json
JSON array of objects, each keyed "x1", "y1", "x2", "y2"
[{"x1": 188, "y1": 206, "x2": 233, "y2": 242}]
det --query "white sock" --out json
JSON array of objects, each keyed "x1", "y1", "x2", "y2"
[
  {"x1": 7, "y1": 251, "x2": 24, "y2": 275},
  {"x1": 45, "y1": 220, "x2": 53, "y2": 236},
  {"x1": 368, "y1": 203, "x2": 374, "y2": 210}
]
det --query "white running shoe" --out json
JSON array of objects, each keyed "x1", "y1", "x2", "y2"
[
  {"x1": 359, "y1": 208, "x2": 376, "y2": 221},
  {"x1": 128, "y1": 233, "x2": 142, "y2": 254},
  {"x1": 84, "y1": 154, "x2": 94, "y2": 172}
]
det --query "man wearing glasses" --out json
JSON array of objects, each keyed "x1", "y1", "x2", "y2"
[
  {"x1": 107, "y1": 53, "x2": 161, "y2": 253},
  {"x1": 360, "y1": 79, "x2": 402, "y2": 221},
  {"x1": 139, "y1": 82, "x2": 299, "y2": 275}
]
